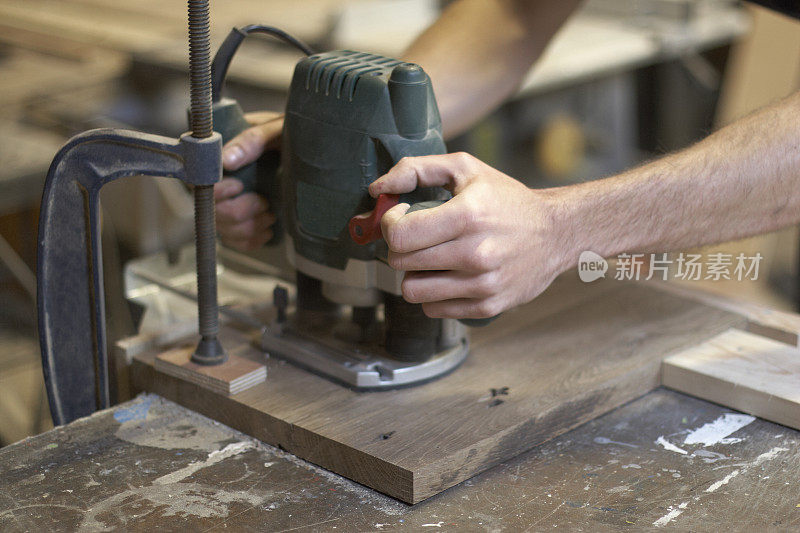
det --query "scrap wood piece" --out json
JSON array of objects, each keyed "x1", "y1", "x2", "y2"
[
  {"x1": 155, "y1": 346, "x2": 266, "y2": 396},
  {"x1": 662, "y1": 328, "x2": 800, "y2": 431}
]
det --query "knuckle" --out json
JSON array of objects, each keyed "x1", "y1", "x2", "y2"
[
  {"x1": 241, "y1": 127, "x2": 265, "y2": 148},
  {"x1": 385, "y1": 224, "x2": 407, "y2": 253},
  {"x1": 421, "y1": 303, "x2": 442, "y2": 319},
  {"x1": 387, "y1": 252, "x2": 405, "y2": 271},
  {"x1": 401, "y1": 279, "x2": 420, "y2": 303},
  {"x1": 461, "y1": 200, "x2": 485, "y2": 232},
  {"x1": 400, "y1": 156, "x2": 419, "y2": 174},
  {"x1": 475, "y1": 272, "x2": 500, "y2": 298},
  {"x1": 469, "y1": 246, "x2": 491, "y2": 271},
  {"x1": 242, "y1": 217, "x2": 259, "y2": 235},
  {"x1": 471, "y1": 241, "x2": 500, "y2": 271},
  {"x1": 453, "y1": 151, "x2": 475, "y2": 169},
  {"x1": 229, "y1": 209, "x2": 250, "y2": 224},
  {"x1": 396, "y1": 156, "x2": 419, "y2": 176},
  {"x1": 475, "y1": 299, "x2": 501, "y2": 318},
  {"x1": 227, "y1": 223, "x2": 251, "y2": 240}
]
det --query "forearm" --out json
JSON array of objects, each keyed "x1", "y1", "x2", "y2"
[
  {"x1": 553, "y1": 91, "x2": 800, "y2": 269},
  {"x1": 402, "y1": 0, "x2": 580, "y2": 139}
]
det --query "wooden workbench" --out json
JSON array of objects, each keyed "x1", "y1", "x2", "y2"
[{"x1": 1, "y1": 389, "x2": 797, "y2": 530}]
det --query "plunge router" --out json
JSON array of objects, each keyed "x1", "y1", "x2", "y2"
[
  {"x1": 211, "y1": 31, "x2": 478, "y2": 388},
  {"x1": 36, "y1": 4, "x2": 483, "y2": 426}
]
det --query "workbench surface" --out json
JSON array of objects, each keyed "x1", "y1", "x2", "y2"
[{"x1": 1, "y1": 389, "x2": 797, "y2": 531}]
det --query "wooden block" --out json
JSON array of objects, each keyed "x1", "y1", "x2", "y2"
[
  {"x1": 663, "y1": 328, "x2": 800, "y2": 431},
  {"x1": 154, "y1": 346, "x2": 266, "y2": 396},
  {"x1": 133, "y1": 279, "x2": 743, "y2": 503}
]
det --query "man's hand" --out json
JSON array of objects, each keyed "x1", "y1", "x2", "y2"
[
  {"x1": 370, "y1": 152, "x2": 568, "y2": 319},
  {"x1": 215, "y1": 111, "x2": 283, "y2": 251}
]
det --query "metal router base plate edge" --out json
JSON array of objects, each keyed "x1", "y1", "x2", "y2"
[{"x1": 260, "y1": 329, "x2": 469, "y2": 390}]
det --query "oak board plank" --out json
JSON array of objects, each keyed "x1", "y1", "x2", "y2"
[{"x1": 132, "y1": 278, "x2": 743, "y2": 503}]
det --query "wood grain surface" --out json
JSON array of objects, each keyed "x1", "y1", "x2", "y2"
[
  {"x1": 663, "y1": 328, "x2": 800, "y2": 431},
  {"x1": 131, "y1": 277, "x2": 745, "y2": 503}
]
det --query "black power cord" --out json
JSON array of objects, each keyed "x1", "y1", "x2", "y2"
[{"x1": 211, "y1": 24, "x2": 315, "y2": 102}]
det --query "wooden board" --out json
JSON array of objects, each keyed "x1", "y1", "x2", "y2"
[
  {"x1": 663, "y1": 328, "x2": 800, "y2": 431},
  {"x1": 155, "y1": 346, "x2": 266, "y2": 396},
  {"x1": 649, "y1": 280, "x2": 800, "y2": 347},
  {"x1": 131, "y1": 277, "x2": 746, "y2": 503}
]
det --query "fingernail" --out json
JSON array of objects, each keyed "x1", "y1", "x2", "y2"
[{"x1": 223, "y1": 145, "x2": 244, "y2": 167}]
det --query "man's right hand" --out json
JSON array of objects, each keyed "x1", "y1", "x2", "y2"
[{"x1": 214, "y1": 111, "x2": 283, "y2": 251}]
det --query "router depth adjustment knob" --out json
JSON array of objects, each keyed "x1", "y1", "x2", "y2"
[{"x1": 349, "y1": 193, "x2": 399, "y2": 245}]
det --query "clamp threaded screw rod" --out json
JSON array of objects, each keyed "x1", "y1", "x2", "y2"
[{"x1": 188, "y1": 0, "x2": 226, "y2": 365}]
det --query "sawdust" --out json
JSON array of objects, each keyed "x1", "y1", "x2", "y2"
[
  {"x1": 115, "y1": 394, "x2": 242, "y2": 453},
  {"x1": 114, "y1": 394, "x2": 408, "y2": 517},
  {"x1": 264, "y1": 442, "x2": 407, "y2": 516},
  {"x1": 79, "y1": 482, "x2": 270, "y2": 530}
]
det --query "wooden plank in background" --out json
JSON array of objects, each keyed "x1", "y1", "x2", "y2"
[
  {"x1": 649, "y1": 280, "x2": 800, "y2": 346},
  {"x1": 132, "y1": 279, "x2": 743, "y2": 503},
  {"x1": 662, "y1": 328, "x2": 800, "y2": 431},
  {"x1": 0, "y1": 0, "x2": 347, "y2": 55}
]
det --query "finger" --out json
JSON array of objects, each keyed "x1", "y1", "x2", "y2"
[
  {"x1": 421, "y1": 297, "x2": 504, "y2": 320},
  {"x1": 369, "y1": 152, "x2": 478, "y2": 197},
  {"x1": 401, "y1": 270, "x2": 498, "y2": 303},
  {"x1": 388, "y1": 238, "x2": 482, "y2": 272},
  {"x1": 224, "y1": 229, "x2": 274, "y2": 252},
  {"x1": 214, "y1": 178, "x2": 244, "y2": 201},
  {"x1": 216, "y1": 193, "x2": 268, "y2": 225},
  {"x1": 387, "y1": 241, "x2": 460, "y2": 271},
  {"x1": 222, "y1": 119, "x2": 284, "y2": 171},
  {"x1": 244, "y1": 111, "x2": 283, "y2": 125},
  {"x1": 381, "y1": 200, "x2": 466, "y2": 253},
  {"x1": 219, "y1": 212, "x2": 275, "y2": 241}
]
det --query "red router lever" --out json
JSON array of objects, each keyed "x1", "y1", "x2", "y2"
[{"x1": 349, "y1": 193, "x2": 399, "y2": 245}]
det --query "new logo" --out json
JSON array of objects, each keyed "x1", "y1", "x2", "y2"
[{"x1": 578, "y1": 251, "x2": 607, "y2": 283}]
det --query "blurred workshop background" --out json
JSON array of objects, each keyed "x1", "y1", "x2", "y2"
[{"x1": 0, "y1": 0, "x2": 798, "y2": 444}]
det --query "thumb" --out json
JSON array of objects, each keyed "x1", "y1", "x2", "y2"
[
  {"x1": 369, "y1": 152, "x2": 476, "y2": 198},
  {"x1": 380, "y1": 202, "x2": 411, "y2": 248},
  {"x1": 222, "y1": 117, "x2": 284, "y2": 171}
]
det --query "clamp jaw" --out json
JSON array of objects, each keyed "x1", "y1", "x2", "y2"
[
  {"x1": 40, "y1": 0, "x2": 227, "y2": 425},
  {"x1": 38, "y1": 129, "x2": 221, "y2": 425}
]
